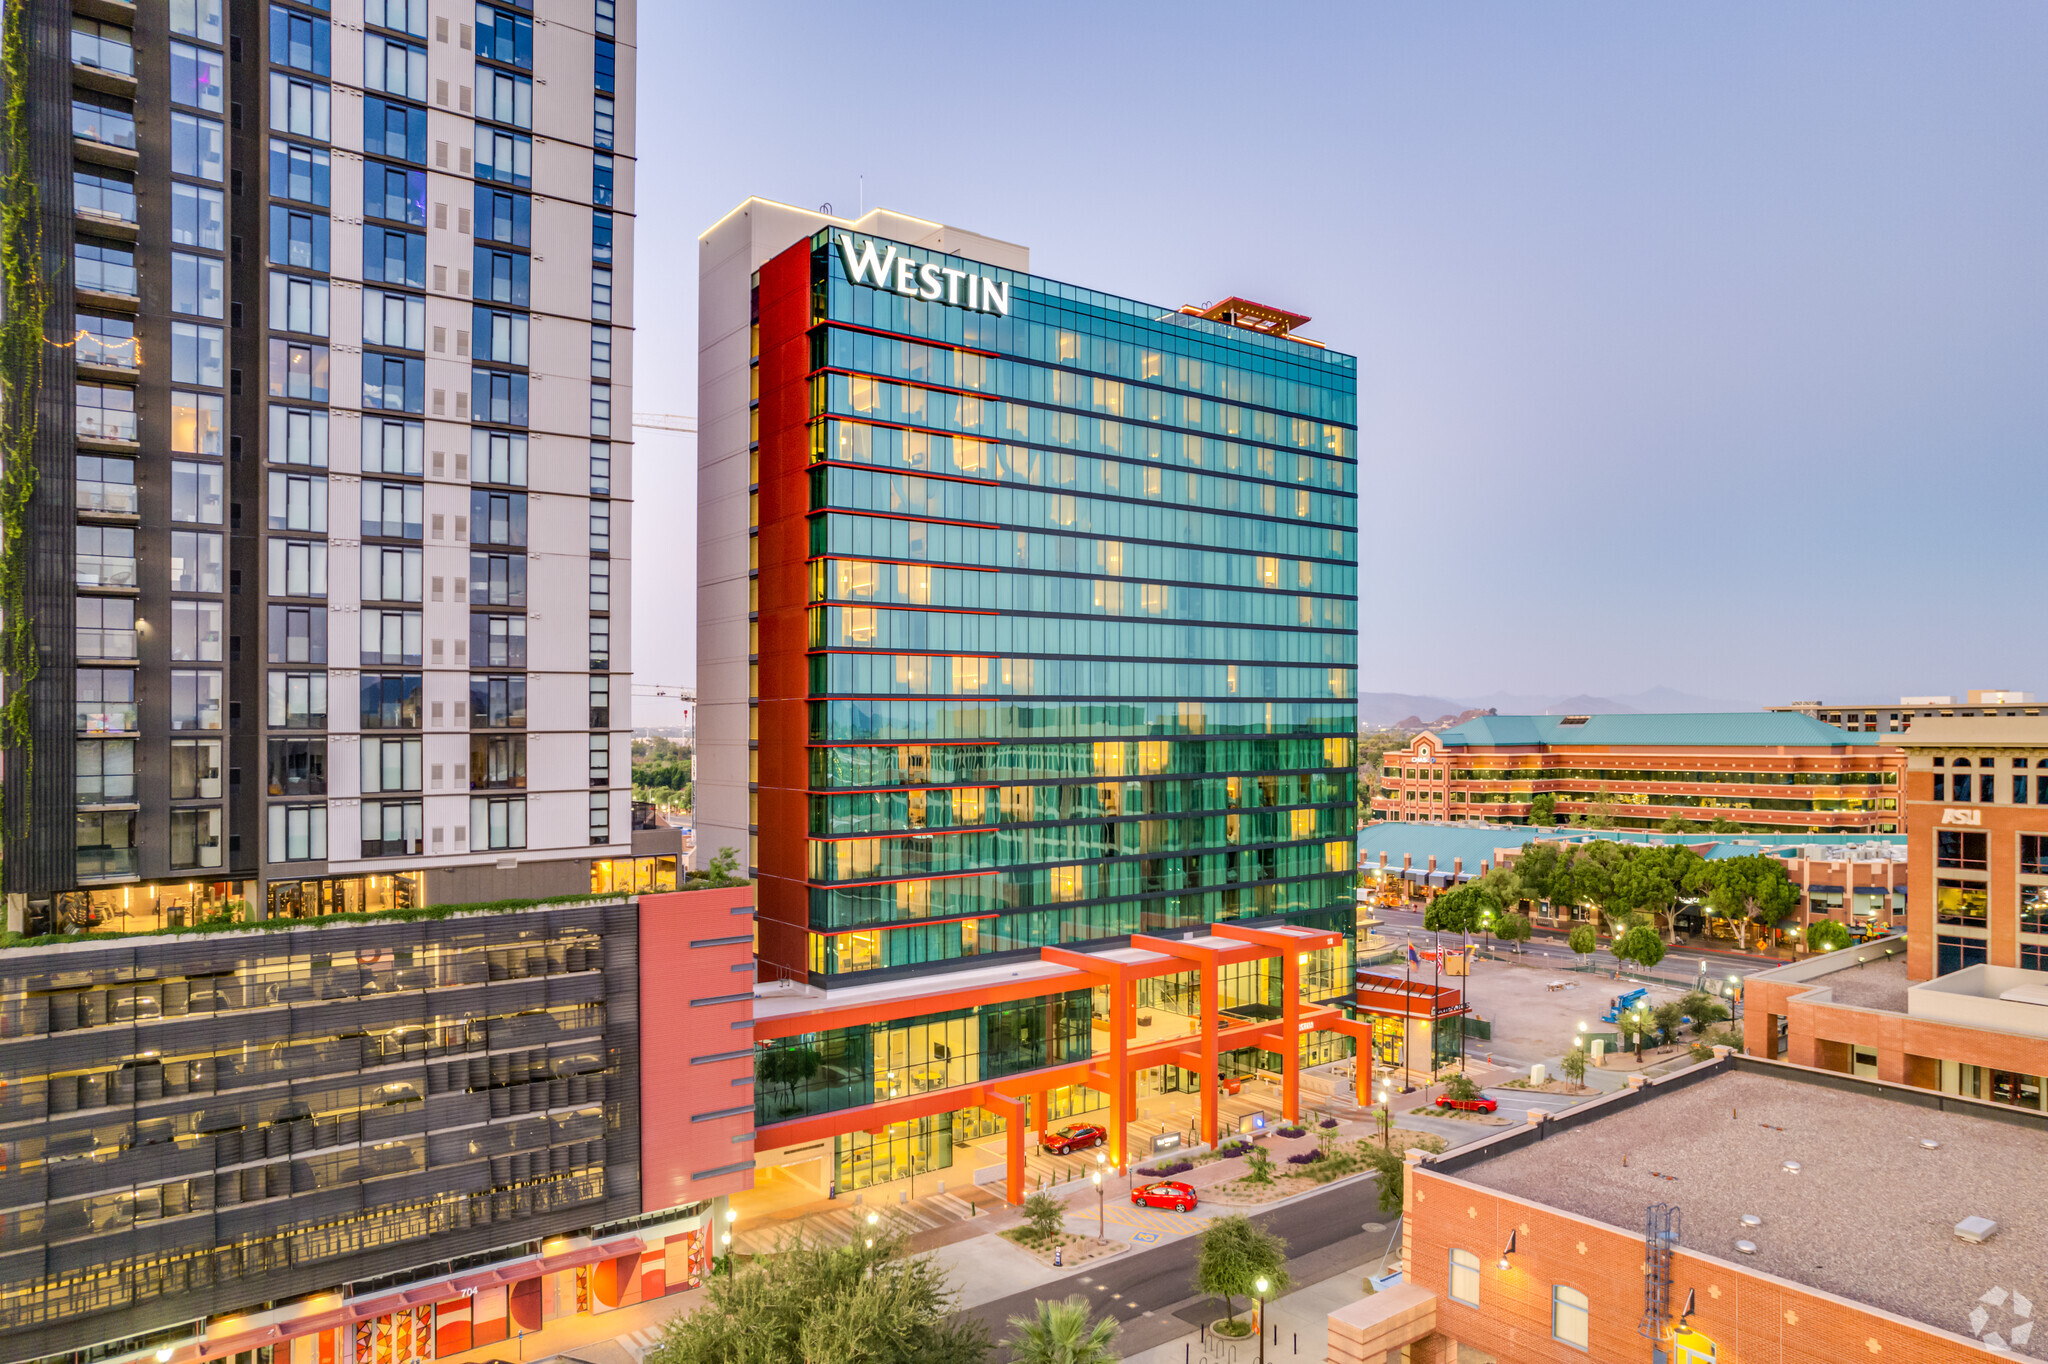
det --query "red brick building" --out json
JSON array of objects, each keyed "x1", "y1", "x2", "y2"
[
  {"x1": 1327, "y1": 1056, "x2": 2032, "y2": 1364},
  {"x1": 1373, "y1": 713, "x2": 1903, "y2": 834}
]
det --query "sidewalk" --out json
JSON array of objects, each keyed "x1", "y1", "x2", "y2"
[{"x1": 1118, "y1": 1241, "x2": 1399, "y2": 1364}]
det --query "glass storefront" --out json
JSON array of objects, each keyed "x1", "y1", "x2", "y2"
[
  {"x1": 44, "y1": 878, "x2": 254, "y2": 935},
  {"x1": 590, "y1": 855, "x2": 676, "y2": 895},
  {"x1": 266, "y1": 872, "x2": 420, "y2": 919}
]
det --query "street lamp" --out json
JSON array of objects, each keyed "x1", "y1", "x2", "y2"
[
  {"x1": 1091, "y1": 1168, "x2": 1103, "y2": 1239},
  {"x1": 1377, "y1": 1087, "x2": 1392, "y2": 1149},
  {"x1": 1255, "y1": 1276, "x2": 1271, "y2": 1364}
]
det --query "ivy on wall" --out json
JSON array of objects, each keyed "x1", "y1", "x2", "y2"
[{"x1": 0, "y1": 0, "x2": 45, "y2": 847}]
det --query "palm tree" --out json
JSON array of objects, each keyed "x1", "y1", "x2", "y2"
[{"x1": 1003, "y1": 1295, "x2": 1120, "y2": 1364}]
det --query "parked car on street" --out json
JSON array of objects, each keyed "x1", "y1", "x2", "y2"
[
  {"x1": 1435, "y1": 1095, "x2": 1498, "y2": 1114},
  {"x1": 1039, "y1": 1123, "x2": 1106, "y2": 1156},
  {"x1": 1131, "y1": 1180, "x2": 1198, "y2": 1212}
]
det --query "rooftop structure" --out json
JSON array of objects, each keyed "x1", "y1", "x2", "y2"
[{"x1": 1773, "y1": 692, "x2": 2043, "y2": 733}]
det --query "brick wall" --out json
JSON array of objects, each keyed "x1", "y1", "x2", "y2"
[{"x1": 638, "y1": 886, "x2": 757, "y2": 1206}]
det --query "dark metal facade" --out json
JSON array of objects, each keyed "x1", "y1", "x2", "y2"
[{"x1": 0, "y1": 899, "x2": 644, "y2": 1361}]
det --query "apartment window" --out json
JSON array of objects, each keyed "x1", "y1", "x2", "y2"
[
  {"x1": 593, "y1": 97, "x2": 615, "y2": 151},
  {"x1": 76, "y1": 453, "x2": 137, "y2": 513},
  {"x1": 592, "y1": 153, "x2": 614, "y2": 207},
  {"x1": 360, "y1": 609, "x2": 423, "y2": 665},
  {"x1": 1552, "y1": 1286, "x2": 1589, "y2": 1351},
  {"x1": 474, "y1": 127, "x2": 532, "y2": 186},
  {"x1": 167, "y1": 530, "x2": 221, "y2": 592},
  {"x1": 365, "y1": 226, "x2": 426, "y2": 288},
  {"x1": 1938, "y1": 830, "x2": 1987, "y2": 870},
  {"x1": 470, "y1": 733, "x2": 526, "y2": 790},
  {"x1": 77, "y1": 384, "x2": 137, "y2": 447},
  {"x1": 268, "y1": 671, "x2": 329, "y2": 728},
  {"x1": 171, "y1": 324, "x2": 224, "y2": 388},
  {"x1": 362, "y1": 737, "x2": 423, "y2": 793},
  {"x1": 472, "y1": 369, "x2": 527, "y2": 426},
  {"x1": 170, "y1": 600, "x2": 223, "y2": 662},
  {"x1": 362, "y1": 546, "x2": 423, "y2": 603},
  {"x1": 471, "y1": 552, "x2": 525, "y2": 606},
  {"x1": 170, "y1": 808, "x2": 224, "y2": 870},
  {"x1": 475, "y1": 4, "x2": 533, "y2": 66},
  {"x1": 590, "y1": 502, "x2": 611, "y2": 553},
  {"x1": 358, "y1": 673, "x2": 421, "y2": 729},
  {"x1": 1447, "y1": 1249, "x2": 1480, "y2": 1307},
  {"x1": 366, "y1": 161, "x2": 426, "y2": 226},
  {"x1": 363, "y1": 482, "x2": 424, "y2": 539},
  {"x1": 171, "y1": 252, "x2": 225, "y2": 319},
  {"x1": 76, "y1": 596, "x2": 136, "y2": 660},
  {"x1": 589, "y1": 442, "x2": 610, "y2": 495},
  {"x1": 271, "y1": 405, "x2": 329, "y2": 466},
  {"x1": 471, "y1": 614, "x2": 525, "y2": 667},
  {"x1": 170, "y1": 40, "x2": 224, "y2": 111},
  {"x1": 170, "y1": 739, "x2": 223, "y2": 799},
  {"x1": 471, "y1": 674, "x2": 526, "y2": 728},
  {"x1": 171, "y1": 0, "x2": 222, "y2": 44},
  {"x1": 75, "y1": 166, "x2": 137, "y2": 225},
  {"x1": 477, "y1": 69, "x2": 532, "y2": 128},
  {"x1": 589, "y1": 792, "x2": 610, "y2": 845},
  {"x1": 268, "y1": 539, "x2": 328, "y2": 598},
  {"x1": 470, "y1": 490, "x2": 527, "y2": 545},
  {"x1": 269, "y1": 139, "x2": 331, "y2": 206},
  {"x1": 171, "y1": 182, "x2": 223, "y2": 247},
  {"x1": 76, "y1": 240, "x2": 137, "y2": 297},
  {"x1": 267, "y1": 739, "x2": 327, "y2": 797},
  {"x1": 76, "y1": 739, "x2": 136, "y2": 806},
  {"x1": 458, "y1": 794, "x2": 522, "y2": 852},
  {"x1": 363, "y1": 353, "x2": 425, "y2": 412},
  {"x1": 590, "y1": 384, "x2": 612, "y2": 437},
  {"x1": 270, "y1": 272, "x2": 331, "y2": 335},
  {"x1": 588, "y1": 675, "x2": 609, "y2": 727},
  {"x1": 473, "y1": 248, "x2": 530, "y2": 306},
  {"x1": 592, "y1": 267, "x2": 612, "y2": 320},
  {"x1": 171, "y1": 112, "x2": 225, "y2": 181},
  {"x1": 589, "y1": 617, "x2": 610, "y2": 669},
  {"x1": 475, "y1": 188, "x2": 530, "y2": 246},
  {"x1": 364, "y1": 416, "x2": 424, "y2": 475},
  {"x1": 76, "y1": 312, "x2": 136, "y2": 370},
  {"x1": 72, "y1": 18, "x2": 135, "y2": 76},
  {"x1": 268, "y1": 339, "x2": 331, "y2": 403},
  {"x1": 269, "y1": 803, "x2": 328, "y2": 863},
  {"x1": 266, "y1": 605, "x2": 327, "y2": 664},
  {"x1": 472, "y1": 308, "x2": 528, "y2": 364},
  {"x1": 363, "y1": 800, "x2": 424, "y2": 857},
  {"x1": 593, "y1": 37, "x2": 616, "y2": 92},
  {"x1": 364, "y1": 0, "x2": 428, "y2": 38},
  {"x1": 74, "y1": 95, "x2": 137, "y2": 152},
  {"x1": 169, "y1": 461, "x2": 225, "y2": 525},
  {"x1": 170, "y1": 670, "x2": 223, "y2": 731},
  {"x1": 364, "y1": 33, "x2": 427, "y2": 100},
  {"x1": 361, "y1": 98, "x2": 425, "y2": 163},
  {"x1": 589, "y1": 561, "x2": 610, "y2": 611},
  {"x1": 589, "y1": 733, "x2": 609, "y2": 786},
  {"x1": 78, "y1": 811, "x2": 137, "y2": 879},
  {"x1": 269, "y1": 4, "x2": 330, "y2": 75},
  {"x1": 76, "y1": 668, "x2": 137, "y2": 735},
  {"x1": 475, "y1": 429, "x2": 527, "y2": 485}
]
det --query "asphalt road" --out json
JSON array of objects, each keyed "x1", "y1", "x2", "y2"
[
  {"x1": 1371, "y1": 907, "x2": 1774, "y2": 987},
  {"x1": 961, "y1": 1173, "x2": 1398, "y2": 1361}
]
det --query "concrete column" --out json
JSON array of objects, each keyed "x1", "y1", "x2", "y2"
[
  {"x1": 1200, "y1": 961, "x2": 1220, "y2": 1147},
  {"x1": 1109, "y1": 974, "x2": 1130, "y2": 1172},
  {"x1": 1280, "y1": 948, "x2": 1301, "y2": 1122}
]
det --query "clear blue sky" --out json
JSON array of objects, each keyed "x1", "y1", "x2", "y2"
[{"x1": 630, "y1": 1, "x2": 2048, "y2": 720}]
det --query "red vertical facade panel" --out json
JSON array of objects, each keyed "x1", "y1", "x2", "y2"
[
  {"x1": 753, "y1": 237, "x2": 820, "y2": 979},
  {"x1": 638, "y1": 886, "x2": 758, "y2": 1207}
]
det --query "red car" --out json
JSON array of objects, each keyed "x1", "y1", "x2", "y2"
[
  {"x1": 1131, "y1": 1180, "x2": 1198, "y2": 1212},
  {"x1": 1040, "y1": 1123, "x2": 1107, "y2": 1156},
  {"x1": 1435, "y1": 1095, "x2": 1498, "y2": 1114}
]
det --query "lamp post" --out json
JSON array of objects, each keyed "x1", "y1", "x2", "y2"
[
  {"x1": 1377, "y1": 1087, "x2": 1392, "y2": 1149},
  {"x1": 1254, "y1": 1276, "x2": 1270, "y2": 1364},
  {"x1": 722, "y1": 1205, "x2": 737, "y2": 1277},
  {"x1": 864, "y1": 1209, "x2": 878, "y2": 1249},
  {"x1": 1091, "y1": 1167, "x2": 1103, "y2": 1239},
  {"x1": 1633, "y1": 1008, "x2": 1646, "y2": 1061}
]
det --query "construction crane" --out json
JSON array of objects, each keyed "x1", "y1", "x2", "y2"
[
  {"x1": 633, "y1": 412, "x2": 697, "y2": 433},
  {"x1": 632, "y1": 681, "x2": 695, "y2": 702}
]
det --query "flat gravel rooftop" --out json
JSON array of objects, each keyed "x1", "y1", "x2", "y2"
[
  {"x1": 1454, "y1": 1069, "x2": 2047, "y2": 1343},
  {"x1": 1812, "y1": 955, "x2": 1912, "y2": 1013}
]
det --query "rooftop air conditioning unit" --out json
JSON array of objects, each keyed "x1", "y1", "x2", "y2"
[{"x1": 1956, "y1": 1217, "x2": 1998, "y2": 1244}]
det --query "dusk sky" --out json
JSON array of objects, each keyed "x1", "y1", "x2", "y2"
[{"x1": 632, "y1": 2, "x2": 2048, "y2": 722}]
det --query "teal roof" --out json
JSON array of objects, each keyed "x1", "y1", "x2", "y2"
[
  {"x1": 1358, "y1": 822, "x2": 1905, "y2": 877},
  {"x1": 1431, "y1": 712, "x2": 1886, "y2": 750}
]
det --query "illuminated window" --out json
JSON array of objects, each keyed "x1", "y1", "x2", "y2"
[
  {"x1": 1049, "y1": 865, "x2": 1084, "y2": 903},
  {"x1": 1258, "y1": 556, "x2": 1279, "y2": 587},
  {"x1": 1552, "y1": 1286, "x2": 1589, "y2": 1350},
  {"x1": 849, "y1": 375, "x2": 876, "y2": 413},
  {"x1": 840, "y1": 607, "x2": 876, "y2": 643},
  {"x1": 1449, "y1": 1248, "x2": 1480, "y2": 1306}
]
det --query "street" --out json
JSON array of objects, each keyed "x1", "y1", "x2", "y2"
[
  {"x1": 959, "y1": 1172, "x2": 1398, "y2": 1362},
  {"x1": 1368, "y1": 904, "x2": 1774, "y2": 990}
]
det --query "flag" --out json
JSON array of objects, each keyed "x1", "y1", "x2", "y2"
[{"x1": 1407, "y1": 943, "x2": 1422, "y2": 968}]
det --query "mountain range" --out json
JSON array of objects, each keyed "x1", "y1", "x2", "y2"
[{"x1": 1357, "y1": 685, "x2": 1761, "y2": 730}]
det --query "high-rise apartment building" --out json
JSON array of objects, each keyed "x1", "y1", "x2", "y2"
[
  {"x1": 1, "y1": 0, "x2": 633, "y2": 931},
  {"x1": 701, "y1": 203, "x2": 1359, "y2": 986}
]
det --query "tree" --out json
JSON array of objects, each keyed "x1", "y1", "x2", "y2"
[
  {"x1": 1708, "y1": 814, "x2": 1744, "y2": 833},
  {"x1": 1567, "y1": 922, "x2": 1598, "y2": 959},
  {"x1": 1557, "y1": 841, "x2": 1633, "y2": 936},
  {"x1": 1360, "y1": 1143, "x2": 1406, "y2": 1215},
  {"x1": 690, "y1": 846, "x2": 748, "y2": 889},
  {"x1": 1241, "y1": 1144, "x2": 1275, "y2": 1186},
  {"x1": 1697, "y1": 854, "x2": 1801, "y2": 950},
  {"x1": 1004, "y1": 1296, "x2": 1119, "y2": 1364},
  {"x1": 1424, "y1": 884, "x2": 1497, "y2": 937},
  {"x1": 1612, "y1": 924, "x2": 1667, "y2": 973},
  {"x1": 647, "y1": 1226, "x2": 988, "y2": 1364},
  {"x1": 1806, "y1": 919, "x2": 1853, "y2": 953},
  {"x1": 1511, "y1": 842, "x2": 1565, "y2": 905},
  {"x1": 1560, "y1": 1044, "x2": 1588, "y2": 1089},
  {"x1": 1494, "y1": 912, "x2": 1533, "y2": 952},
  {"x1": 1021, "y1": 1190, "x2": 1067, "y2": 1242},
  {"x1": 1678, "y1": 990, "x2": 1730, "y2": 1036},
  {"x1": 1527, "y1": 792, "x2": 1557, "y2": 826},
  {"x1": 1615, "y1": 844, "x2": 1706, "y2": 944},
  {"x1": 1442, "y1": 1071, "x2": 1481, "y2": 1102},
  {"x1": 1651, "y1": 1001, "x2": 1686, "y2": 1046},
  {"x1": 1195, "y1": 1215, "x2": 1290, "y2": 1329}
]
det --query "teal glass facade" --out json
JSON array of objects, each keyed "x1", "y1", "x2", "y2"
[{"x1": 788, "y1": 232, "x2": 1359, "y2": 979}]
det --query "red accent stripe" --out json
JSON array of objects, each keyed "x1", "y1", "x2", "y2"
[
  {"x1": 809, "y1": 604, "x2": 1001, "y2": 615},
  {"x1": 809, "y1": 553, "x2": 999, "y2": 574},
  {"x1": 810, "y1": 458, "x2": 1001, "y2": 487},
  {"x1": 816, "y1": 869, "x2": 999, "y2": 889},
  {"x1": 811, "y1": 507, "x2": 997, "y2": 530},
  {"x1": 810, "y1": 827, "x2": 995, "y2": 843},
  {"x1": 815, "y1": 320, "x2": 1003, "y2": 359}
]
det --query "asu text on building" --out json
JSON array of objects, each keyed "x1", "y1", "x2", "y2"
[{"x1": 698, "y1": 202, "x2": 1361, "y2": 1196}]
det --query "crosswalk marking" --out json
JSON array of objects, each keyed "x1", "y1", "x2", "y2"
[{"x1": 617, "y1": 1326, "x2": 665, "y2": 1361}]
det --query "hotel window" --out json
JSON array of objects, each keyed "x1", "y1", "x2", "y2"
[
  {"x1": 1552, "y1": 1285, "x2": 1589, "y2": 1351},
  {"x1": 1448, "y1": 1249, "x2": 1479, "y2": 1307}
]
